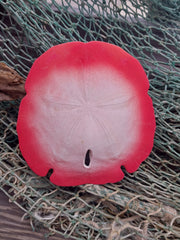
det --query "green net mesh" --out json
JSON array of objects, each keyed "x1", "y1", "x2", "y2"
[{"x1": 0, "y1": 0, "x2": 180, "y2": 239}]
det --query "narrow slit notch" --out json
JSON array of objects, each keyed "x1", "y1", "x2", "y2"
[{"x1": 84, "y1": 149, "x2": 92, "y2": 168}]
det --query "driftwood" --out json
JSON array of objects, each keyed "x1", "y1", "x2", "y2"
[{"x1": 0, "y1": 62, "x2": 26, "y2": 101}]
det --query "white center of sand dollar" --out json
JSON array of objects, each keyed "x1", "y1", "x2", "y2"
[{"x1": 30, "y1": 65, "x2": 140, "y2": 171}]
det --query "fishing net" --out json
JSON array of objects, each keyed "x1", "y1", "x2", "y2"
[{"x1": 0, "y1": 0, "x2": 180, "y2": 239}]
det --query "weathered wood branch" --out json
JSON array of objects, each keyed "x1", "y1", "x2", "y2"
[{"x1": 0, "y1": 62, "x2": 26, "y2": 101}]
